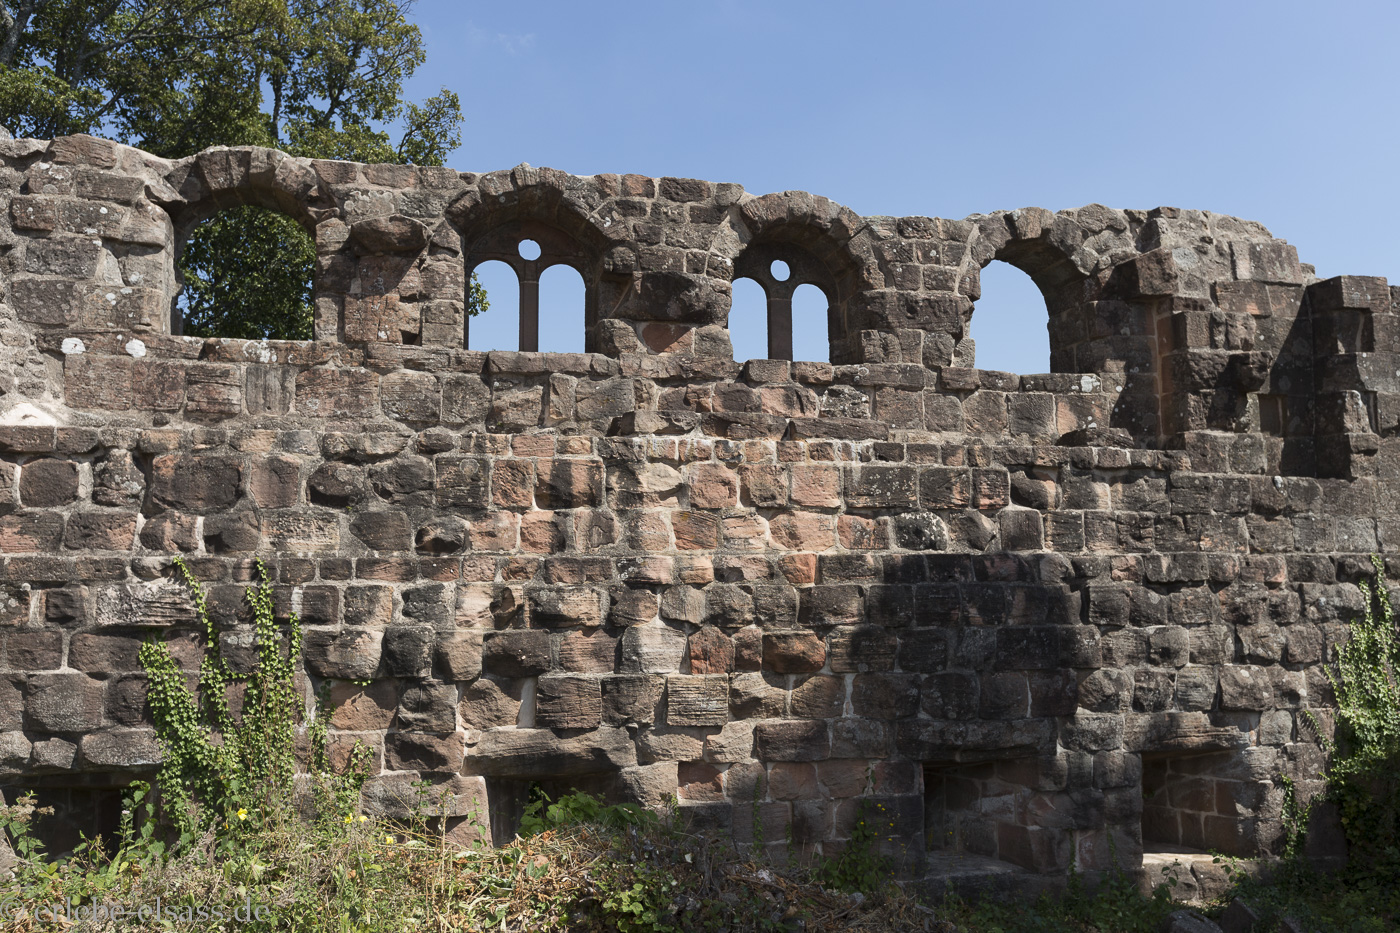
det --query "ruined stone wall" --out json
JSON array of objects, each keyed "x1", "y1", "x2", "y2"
[{"x1": 0, "y1": 132, "x2": 1392, "y2": 882}]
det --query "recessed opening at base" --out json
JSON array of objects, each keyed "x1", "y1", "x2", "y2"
[
  {"x1": 1142, "y1": 750, "x2": 1264, "y2": 859},
  {"x1": 484, "y1": 774, "x2": 623, "y2": 846},
  {"x1": 0, "y1": 780, "x2": 133, "y2": 858},
  {"x1": 924, "y1": 757, "x2": 1069, "y2": 875}
]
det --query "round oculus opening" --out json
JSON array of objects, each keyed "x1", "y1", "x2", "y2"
[
  {"x1": 770, "y1": 260, "x2": 791, "y2": 282},
  {"x1": 518, "y1": 239, "x2": 542, "y2": 261}
]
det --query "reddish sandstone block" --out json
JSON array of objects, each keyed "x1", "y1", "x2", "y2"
[
  {"x1": 132, "y1": 360, "x2": 186, "y2": 411},
  {"x1": 385, "y1": 732, "x2": 464, "y2": 772},
  {"x1": 0, "y1": 513, "x2": 65, "y2": 552},
  {"x1": 768, "y1": 762, "x2": 818, "y2": 800},
  {"x1": 467, "y1": 512, "x2": 518, "y2": 550},
  {"x1": 721, "y1": 513, "x2": 768, "y2": 550},
  {"x1": 380, "y1": 371, "x2": 440, "y2": 423},
  {"x1": 537, "y1": 459, "x2": 603, "y2": 508},
  {"x1": 920, "y1": 467, "x2": 971, "y2": 508},
  {"x1": 763, "y1": 632, "x2": 826, "y2": 673},
  {"x1": 790, "y1": 674, "x2": 845, "y2": 718},
  {"x1": 973, "y1": 468, "x2": 1010, "y2": 510},
  {"x1": 610, "y1": 588, "x2": 659, "y2": 627},
  {"x1": 624, "y1": 511, "x2": 673, "y2": 550},
  {"x1": 536, "y1": 675, "x2": 603, "y2": 729},
  {"x1": 672, "y1": 510, "x2": 719, "y2": 550},
  {"x1": 688, "y1": 625, "x2": 734, "y2": 674},
  {"x1": 249, "y1": 455, "x2": 301, "y2": 508},
  {"x1": 65, "y1": 356, "x2": 133, "y2": 410},
  {"x1": 344, "y1": 295, "x2": 417, "y2": 344},
  {"x1": 296, "y1": 368, "x2": 378, "y2": 417},
  {"x1": 740, "y1": 464, "x2": 788, "y2": 507},
  {"x1": 837, "y1": 515, "x2": 888, "y2": 550},
  {"x1": 768, "y1": 512, "x2": 835, "y2": 551},
  {"x1": 557, "y1": 630, "x2": 618, "y2": 673},
  {"x1": 678, "y1": 761, "x2": 724, "y2": 801},
  {"x1": 63, "y1": 512, "x2": 136, "y2": 550},
  {"x1": 817, "y1": 760, "x2": 869, "y2": 798},
  {"x1": 689, "y1": 463, "x2": 738, "y2": 509},
  {"x1": 789, "y1": 465, "x2": 841, "y2": 508},
  {"x1": 491, "y1": 459, "x2": 536, "y2": 509},
  {"x1": 778, "y1": 553, "x2": 818, "y2": 585},
  {"x1": 185, "y1": 364, "x2": 243, "y2": 418},
  {"x1": 520, "y1": 511, "x2": 564, "y2": 553},
  {"x1": 755, "y1": 720, "x2": 830, "y2": 762},
  {"x1": 328, "y1": 680, "x2": 399, "y2": 731}
]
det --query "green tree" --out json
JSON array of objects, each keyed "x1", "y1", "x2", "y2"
[{"x1": 0, "y1": 0, "x2": 486, "y2": 340}]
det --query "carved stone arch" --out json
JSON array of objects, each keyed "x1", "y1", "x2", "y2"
[
  {"x1": 167, "y1": 147, "x2": 329, "y2": 250},
  {"x1": 447, "y1": 169, "x2": 620, "y2": 352},
  {"x1": 971, "y1": 207, "x2": 1165, "y2": 441},
  {"x1": 969, "y1": 209, "x2": 1097, "y2": 373},
  {"x1": 728, "y1": 191, "x2": 879, "y2": 363},
  {"x1": 164, "y1": 147, "x2": 333, "y2": 337}
]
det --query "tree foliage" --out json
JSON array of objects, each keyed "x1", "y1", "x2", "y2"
[{"x1": 0, "y1": 0, "x2": 479, "y2": 340}]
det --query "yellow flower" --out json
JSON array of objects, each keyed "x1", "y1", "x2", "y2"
[
  {"x1": 385, "y1": 834, "x2": 395, "y2": 844},
  {"x1": 237, "y1": 809, "x2": 248, "y2": 821},
  {"x1": 344, "y1": 814, "x2": 354, "y2": 824},
  {"x1": 359, "y1": 815, "x2": 368, "y2": 823}
]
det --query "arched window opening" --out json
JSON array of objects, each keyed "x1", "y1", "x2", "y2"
[
  {"x1": 461, "y1": 222, "x2": 595, "y2": 352},
  {"x1": 967, "y1": 260, "x2": 1051, "y2": 374},
  {"x1": 177, "y1": 205, "x2": 315, "y2": 340},
  {"x1": 732, "y1": 236, "x2": 848, "y2": 364},
  {"x1": 467, "y1": 260, "x2": 520, "y2": 351},
  {"x1": 730, "y1": 277, "x2": 769, "y2": 363},
  {"x1": 791, "y1": 283, "x2": 829, "y2": 364},
  {"x1": 538, "y1": 264, "x2": 586, "y2": 354}
]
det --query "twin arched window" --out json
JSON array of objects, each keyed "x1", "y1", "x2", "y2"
[{"x1": 468, "y1": 239, "x2": 586, "y2": 353}]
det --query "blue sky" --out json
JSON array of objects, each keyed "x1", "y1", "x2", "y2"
[{"x1": 404, "y1": 0, "x2": 1400, "y2": 372}]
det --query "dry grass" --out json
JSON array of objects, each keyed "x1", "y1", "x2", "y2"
[{"x1": 0, "y1": 795, "x2": 950, "y2": 933}]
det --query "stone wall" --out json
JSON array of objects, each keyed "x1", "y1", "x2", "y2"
[{"x1": 0, "y1": 132, "x2": 1391, "y2": 881}]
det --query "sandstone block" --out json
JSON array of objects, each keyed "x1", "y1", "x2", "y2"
[
  {"x1": 329, "y1": 679, "x2": 399, "y2": 731},
  {"x1": 687, "y1": 625, "x2": 734, "y2": 674},
  {"x1": 464, "y1": 725, "x2": 636, "y2": 776},
  {"x1": 25, "y1": 673, "x2": 104, "y2": 732},
  {"x1": 762, "y1": 632, "x2": 826, "y2": 673},
  {"x1": 620, "y1": 625, "x2": 686, "y2": 673},
  {"x1": 481, "y1": 629, "x2": 550, "y2": 678},
  {"x1": 19, "y1": 460, "x2": 80, "y2": 508},
  {"x1": 790, "y1": 674, "x2": 845, "y2": 718},
  {"x1": 80, "y1": 729, "x2": 162, "y2": 769},
  {"x1": 386, "y1": 732, "x2": 465, "y2": 772},
  {"x1": 665, "y1": 674, "x2": 728, "y2": 726},
  {"x1": 302, "y1": 628, "x2": 383, "y2": 680},
  {"x1": 536, "y1": 459, "x2": 603, "y2": 508},
  {"x1": 755, "y1": 721, "x2": 830, "y2": 762},
  {"x1": 437, "y1": 631, "x2": 483, "y2": 681},
  {"x1": 459, "y1": 677, "x2": 522, "y2": 728},
  {"x1": 602, "y1": 674, "x2": 664, "y2": 725},
  {"x1": 150, "y1": 454, "x2": 242, "y2": 514},
  {"x1": 536, "y1": 675, "x2": 603, "y2": 729},
  {"x1": 557, "y1": 630, "x2": 618, "y2": 673}
]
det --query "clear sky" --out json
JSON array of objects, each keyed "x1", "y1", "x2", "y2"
[{"x1": 403, "y1": 0, "x2": 1400, "y2": 372}]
